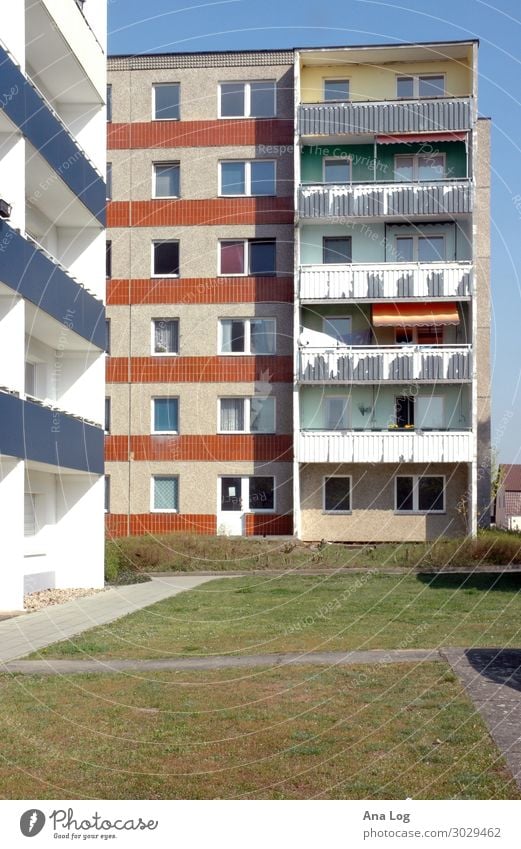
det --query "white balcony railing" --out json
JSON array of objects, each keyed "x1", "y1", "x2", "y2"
[
  {"x1": 298, "y1": 181, "x2": 472, "y2": 219},
  {"x1": 299, "y1": 262, "x2": 472, "y2": 301},
  {"x1": 299, "y1": 345, "x2": 472, "y2": 383},
  {"x1": 298, "y1": 430, "x2": 473, "y2": 463}
]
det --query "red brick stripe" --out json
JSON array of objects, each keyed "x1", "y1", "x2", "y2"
[
  {"x1": 108, "y1": 120, "x2": 294, "y2": 150},
  {"x1": 106, "y1": 513, "x2": 217, "y2": 538},
  {"x1": 107, "y1": 198, "x2": 293, "y2": 227},
  {"x1": 105, "y1": 434, "x2": 293, "y2": 463},
  {"x1": 106, "y1": 356, "x2": 293, "y2": 383},
  {"x1": 107, "y1": 277, "x2": 294, "y2": 305}
]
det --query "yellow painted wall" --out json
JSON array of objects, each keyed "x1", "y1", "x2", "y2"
[{"x1": 300, "y1": 59, "x2": 472, "y2": 102}]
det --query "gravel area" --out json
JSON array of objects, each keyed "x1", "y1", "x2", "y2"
[{"x1": 24, "y1": 587, "x2": 107, "y2": 613}]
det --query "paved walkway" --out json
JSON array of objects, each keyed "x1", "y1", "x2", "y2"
[
  {"x1": 443, "y1": 648, "x2": 521, "y2": 789},
  {"x1": 3, "y1": 648, "x2": 440, "y2": 674},
  {"x1": 0, "y1": 576, "x2": 220, "y2": 663}
]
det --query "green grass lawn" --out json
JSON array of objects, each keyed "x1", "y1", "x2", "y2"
[
  {"x1": 34, "y1": 573, "x2": 521, "y2": 660},
  {"x1": 0, "y1": 663, "x2": 518, "y2": 799}
]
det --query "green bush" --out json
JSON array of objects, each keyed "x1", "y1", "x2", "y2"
[{"x1": 104, "y1": 541, "x2": 150, "y2": 585}]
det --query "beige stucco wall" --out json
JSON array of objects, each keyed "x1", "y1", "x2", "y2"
[{"x1": 300, "y1": 463, "x2": 468, "y2": 541}]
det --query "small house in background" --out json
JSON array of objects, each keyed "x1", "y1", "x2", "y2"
[{"x1": 495, "y1": 465, "x2": 521, "y2": 530}]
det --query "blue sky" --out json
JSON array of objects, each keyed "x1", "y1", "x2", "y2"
[{"x1": 108, "y1": 0, "x2": 521, "y2": 464}]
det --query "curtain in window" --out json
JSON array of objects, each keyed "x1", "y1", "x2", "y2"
[
  {"x1": 220, "y1": 399, "x2": 245, "y2": 431},
  {"x1": 155, "y1": 165, "x2": 179, "y2": 197},
  {"x1": 250, "y1": 397, "x2": 275, "y2": 432},
  {"x1": 220, "y1": 241, "x2": 245, "y2": 274},
  {"x1": 154, "y1": 399, "x2": 178, "y2": 432},
  {"x1": 154, "y1": 320, "x2": 178, "y2": 353},
  {"x1": 220, "y1": 320, "x2": 245, "y2": 353},
  {"x1": 250, "y1": 319, "x2": 275, "y2": 354},
  {"x1": 154, "y1": 477, "x2": 178, "y2": 510}
]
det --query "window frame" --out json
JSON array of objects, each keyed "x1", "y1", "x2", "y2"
[
  {"x1": 104, "y1": 397, "x2": 111, "y2": 434},
  {"x1": 394, "y1": 474, "x2": 446, "y2": 514},
  {"x1": 218, "y1": 159, "x2": 277, "y2": 197},
  {"x1": 151, "y1": 396, "x2": 180, "y2": 434},
  {"x1": 217, "y1": 238, "x2": 276, "y2": 277},
  {"x1": 395, "y1": 233, "x2": 446, "y2": 263},
  {"x1": 396, "y1": 73, "x2": 446, "y2": 99},
  {"x1": 104, "y1": 475, "x2": 110, "y2": 514},
  {"x1": 416, "y1": 394, "x2": 445, "y2": 430},
  {"x1": 323, "y1": 476, "x2": 352, "y2": 514},
  {"x1": 151, "y1": 318, "x2": 180, "y2": 357},
  {"x1": 150, "y1": 475, "x2": 179, "y2": 513},
  {"x1": 218, "y1": 317, "x2": 277, "y2": 356},
  {"x1": 106, "y1": 84, "x2": 112, "y2": 122},
  {"x1": 323, "y1": 156, "x2": 352, "y2": 185},
  {"x1": 324, "y1": 396, "x2": 350, "y2": 431},
  {"x1": 152, "y1": 161, "x2": 181, "y2": 199},
  {"x1": 106, "y1": 240, "x2": 112, "y2": 279},
  {"x1": 217, "y1": 396, "x2": 276, "y2": 434},
  {"x1": 322, "y1": 315, "x2": 352, "y2": 344},
  {"x1": 322, "y1": 235, "x2": 352, "y2": 265},
  {"x1": 151, "y1": 240, "x2": 180, "y2": 278},
  {"x1": 218, "y1": 80, "x2": 277, "y2": 119},
  {"x1": 394, "y1": 152, "x2": 446, "y2": 182},
  {"x1": 323, "y1": 78, "x2": 350, "y2": 102},
  {"x1": 152, "y1": 82, "x2": 180, "y2": 121},
  {"x1": 106, "y1": 162, "x2": 112, "y2": 200}
]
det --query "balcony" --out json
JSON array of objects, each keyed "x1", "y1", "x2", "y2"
[
  {"x1": 299, "y1": 262, "x2": 472, "y2": 302},
  {"x1": 298, "y1": 181, "x2": 472, "y2": 220},
  {"x1": 298, "y1": 345, "x2": 472, "y2": 383},
  {"x1": 297, "y1": 98, "x2": 472, "y2": 137},
  {"x1": 297, "y1": 429, "x2": 473, "y2": 463}
]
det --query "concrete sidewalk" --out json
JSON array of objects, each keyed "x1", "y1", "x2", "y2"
[{"x1": 0, "y1": 576, "x2": 219, "y2": 663}]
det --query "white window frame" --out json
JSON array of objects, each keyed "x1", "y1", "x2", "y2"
[
  {"x1": 218, "y1": 160, "x2": 277, "y2": 197},
  {"x1": 395, "y1": 233, "x2": 446, "y2": 262},
  {"x1": 151, "y1": 396, "x2": 180, "y2": 434},
  {"x1": 152, "y1": 162, "x2": 181, "y2": 199},
  {"x1": 322, "y1": 315, "x2": 352, "y2": 344},
  {"x1": 416, "y1": 395, "x2": 445, "y2": 430},
  {"x1": 104, "y1": 397, "x2": 111, "y2": 434},
  {"x1": 218, "y1": 80, "x2": 277, "y2": 119},
  {"x1": 217, "y1": 396, "x2": 276, "y2": 434},
  {"x1": 106, "y1": 162, "x2": 112, "y2": 200},
  {"x1": 152, "y1": 83, "x2": 180, "y2": 121},
  {"x1": 151, "y1": 318, "x2": 180, "y2": 357},
  {"x1": 217, "y1": 239, "x2": 276, "y2": 277},
  {"x1": 324, "y1": 396, "x2": 350, "y2": 430},
  {"x1": 218, "y1": 317, "x2": 277, "y2": 355},
  {"x1": 151, "y1": 240, "x2": 180, "y2": 278},
  {"x1": 394, "y1": 474, "x2": 446, "y2": 515},
  {"x1": 104, "y1": 476, "x2": 110, "y2": 514},
  {"x1": 394, "y1": 152, "x2": 446, "y2": 182},
  {"x1": 396, "y1": 74, "x2": 446, "y2": 99},
  {"x1": 323, "y1": 78, "x2": 350, "y2": 102},
  {"x1": 323, "y1": 156, "x2": 352, "y2": 184},
  {"x1": 150, "y1": 475, "x2": 179, "y2": 513},
  {"x1": 323, "y1": 476, "x2": 352, "y2": 515}
]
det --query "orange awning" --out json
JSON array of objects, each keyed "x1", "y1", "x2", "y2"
[{"x1": 372, "y1": 302, "x2": 460, "y2": 327}]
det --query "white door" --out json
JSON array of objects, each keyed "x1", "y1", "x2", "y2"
[{"x1": 218, "y1": 477, "x2": 245, "y2": 536}]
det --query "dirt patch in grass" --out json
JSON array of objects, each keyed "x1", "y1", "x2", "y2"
[
  {"x1": 33, "y1": 573, "x2": 521, "y2": 661},
  {"x1": 0, "y1": 663, "x2": 517, "y2": 800}
]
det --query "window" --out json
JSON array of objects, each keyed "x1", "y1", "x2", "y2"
[
  {"x1": 324, "y1": 79, "x2": 350, "y2": 102},
  {"x1": 323, "y1": 316, "x2": 352, "y2": 344},
  {"x1": 219, "y1": 81, "x2": 276, "y2": 118},
  {"x1": 397, "y1": 75, "x2": 445, "y2": 99},
  {"x1": 219, "y1": 160, "x2": 276, "y2": 196},
  {"x1": 153, "y1": 83, "x2": 180, "y2": 120},
  {"x1": 219, "y1": 318, "x2": 276, "y2": 354},
  {"x1": 219, "y1": 397, "x2": 275, "y2": 433},
  {"x1": 152, "y1": 240, "x2": 179, "y2": 277},
  {"x1": 395, "y1": 326, "x2": 443, "y2": 345},
  {"x1": 24, "y1": 493, "x2": 38, "y2": 535},
  {"x1": 153, "y1": 319, "x2": 179, "y2": 355},
  {"x1": 219, "y1": 239, "x2": 276, "y2": 276},
  {"x1": 394, "y1": 154, "x2": 445, "y2": 182},
  {"x1": 106, "y1": 240, "x2": 112, "y2": 278},
  {"x1": 416, "y1": 395, "x2": 444, "y2": 429},
  {"x1": 324, "y1": 477, "x2": 351, "y2": 513},
  {"x1": 395, "y1": 234, "x2": 446, "y2": 262},
  {"x1": 324, "y1": 158, "x2": 351, "y2": 184},
  {"x1": 104, "y1": 476, "x2": 110, "y2": 513},
  {"x1": 249, "y1": 476, "x2": 274, "y2": 511},
  {"x1": 152, "y1": 476, "x2": 179, "y2": 512},
  {"x1": 106, "y1": 163, "x2": 112, "y2": 199},
  {"x1": 152, "y1": 397, "x2": 179, "y2": 433},
  {"x1": 106, "y1": 84, "x2": 112, "y2": 122},
  {"x1": 323, "y1": 236, "x2": 352, "y2": 264},
  {"x1": 395, "y1": 395, "x2": 415, "y2": 427},
  {"x1": 105, "y1": 397, "x2": 111, "y2": 433},
  {"x1": 325, "y1": 397, "x2": 349, "y2": 430},
  {"x1": 153, "y1": 163, "x2": 180, "y2": 198},
  {"x1": 105, "y1": 319, "x2": 111, "y2": 354},
  {"x1": 395, "y1": 475, "x2": 445, "y2": 513},
  {"x1": 25, "y1": 362, "x2": 36, "y2": 396}
]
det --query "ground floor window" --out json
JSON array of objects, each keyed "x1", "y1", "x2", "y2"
[
  {"x1": 152, "y1": 476, "x2": 179, "y2": 512},
  {"x1": 220, "y1": 476, "x2": 275, "y2": 512},
  {"x1": 323, "y1": 477, "x2": 351, "y2": 513},
  {"x1": 395, "y1": 475, "x2": 445, "y2": 513}
]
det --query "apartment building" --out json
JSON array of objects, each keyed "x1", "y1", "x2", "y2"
[
  {"x1": 0, "y1": 0, "x2": 107, "y2": 610},
  {"x1": 105, "y1": 50, "x2": 295, "y2": 537},
  {"x1": 106, "y1": 40, "x2": 490, "y2": 542}
]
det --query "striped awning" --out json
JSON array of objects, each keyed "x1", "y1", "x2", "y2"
[
  {"x1": 376, "y1": 131, "x2": 467, "y2": 144},
  {"x1": 372, "y1": 302, "x2": 460, "y2": 327}
]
